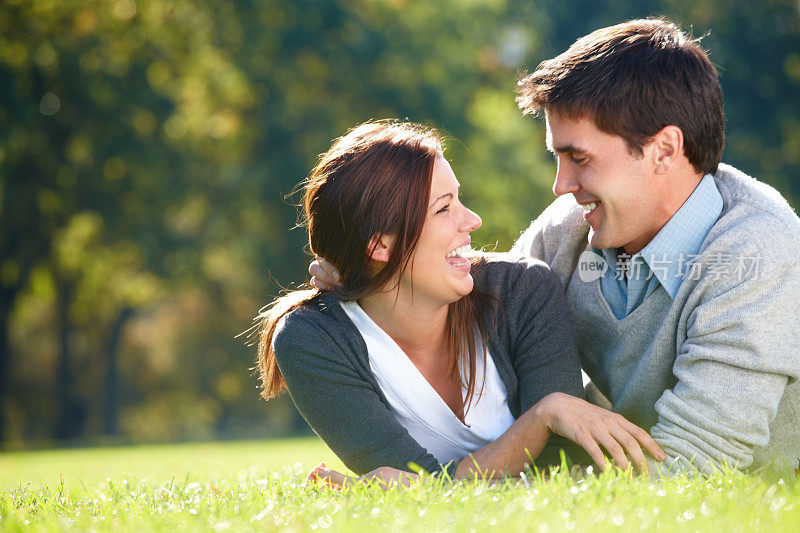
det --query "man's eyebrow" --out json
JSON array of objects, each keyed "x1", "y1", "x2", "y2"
[
  {"x1": 552, "y1": 143, "x2": 589, "y2": 154},
  {"x1": 428, "y1": 192, "x2": 453, "y2": 208}
]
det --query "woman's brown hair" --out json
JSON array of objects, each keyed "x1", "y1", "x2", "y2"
[{"x1": 253, "y1": 120, "x2": 490, "y2": 420}]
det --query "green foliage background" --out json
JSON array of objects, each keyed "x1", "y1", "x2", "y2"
[{"x1": 0, "y1": 0, "x2": 798, "y2": 446}]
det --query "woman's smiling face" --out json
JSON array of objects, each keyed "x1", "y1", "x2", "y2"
[{"x1": 398, "y1": 156, "x2": 482, "y2": 306}]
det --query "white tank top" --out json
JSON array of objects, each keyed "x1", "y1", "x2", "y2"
[{"x1": 340, "y1": 301, "x2": 516, "y2": 464}]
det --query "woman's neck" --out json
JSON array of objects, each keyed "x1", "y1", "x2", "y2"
[{"x1": 357, "y1": 289, "x2": 449, "y2": 360}]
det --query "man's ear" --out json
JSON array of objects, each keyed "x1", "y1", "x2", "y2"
[
  {"x1": 652, "y1": 125, "x2": 683, "y2": 174},
  {"x1": 366, "y1": 233, "x2": 395, "y2": 263}
]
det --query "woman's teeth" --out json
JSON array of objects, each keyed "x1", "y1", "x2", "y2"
[
  {"x1": 446, "y1": 245, "x2": 472, "y2": 258},
  {"x1": 582, "y1": 202, "x2": 599, "y2": 213}
]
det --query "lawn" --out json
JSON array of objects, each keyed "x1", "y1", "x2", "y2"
[{"x1": 1, "y1": 437, "x2": 799, "y2": 531}]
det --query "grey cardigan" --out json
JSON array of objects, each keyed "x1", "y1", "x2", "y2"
[{"x1": 272, "y1": 255, "x2": 585, "y2": 476}]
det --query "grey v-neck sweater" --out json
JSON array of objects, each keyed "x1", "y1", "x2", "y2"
[
  {"x1": 273, "y1": 256, "x2": 586, "y2": 476},
  {"x1": 512, "y1": 163, "x2": 800, "y2": 476}
]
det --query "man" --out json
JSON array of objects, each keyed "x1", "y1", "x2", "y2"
[
  {"x1": 510, "y1": 18, "x2": 800, "y2": 476},
  {"x1": 312, "y1": 18, "x2": 800, "y2": 476}
]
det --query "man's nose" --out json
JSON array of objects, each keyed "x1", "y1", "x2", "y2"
[{"x1": 552, "y1": 161, "x2": 580, "y2": 197}]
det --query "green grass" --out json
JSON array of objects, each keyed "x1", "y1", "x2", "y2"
[
  {"x1": 1, "y1": 438, "x2": 799, "y2": 531},
  {"x1": 0, "y1": 438, "x2": 350, "y2": 491}
]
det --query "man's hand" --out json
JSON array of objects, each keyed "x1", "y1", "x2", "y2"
[{"x1": 309, "y1": 256, "x2": 342, "y2": 291}]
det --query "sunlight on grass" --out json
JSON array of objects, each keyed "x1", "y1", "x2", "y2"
[
  {"x1": 0, "y1": 437, "x2": 348, "y2": 490},
  {"x1": 1, "y1": 439, "x2": 799, "y2": 531}
]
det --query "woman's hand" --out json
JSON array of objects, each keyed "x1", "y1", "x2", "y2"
[
  {"x1": 306, "y1": 463, "x2": 418, "y2": 490},
  {"x1": 309, "y1": 256, "x2": 342, "y2": 291},
  {"x1": 307, "y1": 462, "x2": 352, "y2": 488},
  {"x1": 534, "y1": 392, "x2": 666, "y2": 474},
  {"x1": 359, "y1": 466, "x2": 418, "y2": 488}
]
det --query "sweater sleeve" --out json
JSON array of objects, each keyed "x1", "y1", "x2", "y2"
[
  {"x1": 510, "y1": 216, "x2": 547, "y2": 260},
  {"x1": 272, "y1": 309, "x2": 456, "y2": 477},
  {"x1": 510, "y1": 196, "x2": 591, "y2": 289},
  {"x1": 649, "y1": 244, "x2": 800, "y2": 475},
  {"x1": 477, "y1": 257, "x2": 585, "y2": 409},
  {"x1": 508, "y1": 260, "x2": 586, "y2": 409},
  {"x1": 476, "y1": 257, "x2": 590, "y2": 467}
]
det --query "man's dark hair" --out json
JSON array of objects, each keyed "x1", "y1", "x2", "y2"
[{"x1": 517, "y1": 18, "x2": 724, "y2": 175}]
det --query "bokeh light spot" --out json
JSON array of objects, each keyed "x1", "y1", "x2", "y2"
[
  {"x1": 114, "y1": 0, "x2": 138, "y2": 21},
  {"x1": 104, "y1": 157, "x2": 128, "y2": 181},
  {"x1": 39, "y1": 92, "x2": 61, "y2": 115},
  {"x1": 34, "y1": 44, "x2": 57, "y2": 69}
]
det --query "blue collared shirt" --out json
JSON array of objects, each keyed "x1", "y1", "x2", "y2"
[{"x1": 597, "y1": 175, "x2": 724, "y2": 319}]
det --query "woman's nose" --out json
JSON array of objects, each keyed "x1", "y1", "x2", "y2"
[{"x1": 462, "y1": 206, "x2": 482, "y2": 233}]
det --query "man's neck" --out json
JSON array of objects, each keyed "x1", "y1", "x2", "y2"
[{"x1": 622, "y1": 168, "x2": 705, "y2": 255}]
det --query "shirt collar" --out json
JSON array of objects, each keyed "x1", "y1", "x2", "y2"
[{"x1": 637, "y1": 174, "x2": 723, "y2": 298}]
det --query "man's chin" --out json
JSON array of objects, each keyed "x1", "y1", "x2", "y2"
[
  {"x1": 587, "y1": 228, "x2": 603, "y2": 249},
  {"x1": 587, "y1": 228, "x2": 618, "y2": 251}
]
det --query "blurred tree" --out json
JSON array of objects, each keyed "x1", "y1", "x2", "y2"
[
  {"x1": 0, "y1": 0, "x2": 796, "y2": 446},
  {"x1": 0, "y1": 0, "x2": 256, "y2": 442}
]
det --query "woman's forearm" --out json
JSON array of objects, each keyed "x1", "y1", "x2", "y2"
[
  {"x1": 311, "y1": 392, "x2": 665, "y2": 487},
  {"x1": 455, "y1": 392, "x2": 666, "y2": 478},
  {"x1": 454, "y1": 400, "x2": 551, "y2": 479}
]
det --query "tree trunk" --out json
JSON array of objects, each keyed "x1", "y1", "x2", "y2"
[
  {"x1": 0, "y1": 287, "x2": 15, "y2": 444},
  {"x1": 53, "y1": 280, "x2": 84, "y2": 440},
  {"x1": 104, "y1": 307, "x2": 133, "y2": 436}
]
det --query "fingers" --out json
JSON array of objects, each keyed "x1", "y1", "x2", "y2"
[
  {"x1": 596, "y1": 417, "x2": 666, "y2": 475},
  {"x1": 623, "y1": 441, "x2": 648, "y2": 475},
  {"x1": 310, "y1": 464, "x2": 416, "y2": 491},
  {"x1": 606, "y1": 425, "x2": 648, "y2": 475},
  {"x1": 306, "y1": 462, "x2": 350, "y2": 489},
  {"x1": 310, "y1": 276, "x2": 335, "y2": 291},
  {"x1": 357, "y1": 467, "x2": 418, "y2": 490},
  {"x1": 327, "y1": 469, "x2": 351, "y2": 488},
  {"x1": 308, "y1": 261, "x2": 333, "y2": 290},
  {"x1": 623, "y1": 420, "x2": 666, "y2": 461},
  {"x1": 306, "y1": 462, "x2": 327, "y2": 484},
  {"x1": 315, "y1": 256, "x2": 341, "y2": 282},
  {"x1": 309, "y1": 256, "x2": 341, "y2": 290},
  {"x1": 307, "y1": 462, "x2": 341, "y2": 488},
  {"x1": 359, "y1": 467, "x2": 395, "y2": 490},
  {"x1": 594, "y1": 429, "x2": 631, "y2": 472},
  {"x1": 575, "y1": 431, "x2": 609, "y2": 472},
  {"x1": 551, "y1": 396, "x2": 665, "y2": 475}
]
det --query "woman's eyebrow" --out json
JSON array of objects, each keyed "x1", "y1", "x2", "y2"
[{"x1": 428, "y1": 192, "x2": 453, "y2": 208}]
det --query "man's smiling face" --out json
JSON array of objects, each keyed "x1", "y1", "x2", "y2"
[{"x1": 545, "y1": 110, "x2": 672, "y2": 255}]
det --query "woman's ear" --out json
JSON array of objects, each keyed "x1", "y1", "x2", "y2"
[{"x1": 366, "y1": 233, "x2": 395, "y2": 263}]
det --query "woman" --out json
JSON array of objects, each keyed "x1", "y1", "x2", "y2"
[{"x1": 254, "y1": 120, "x2": 664, "y2": 486}]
